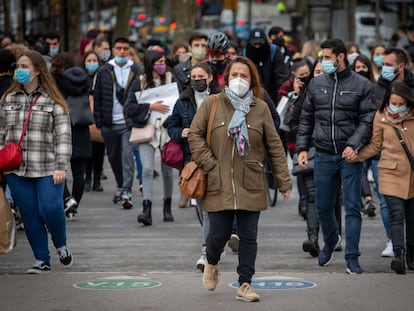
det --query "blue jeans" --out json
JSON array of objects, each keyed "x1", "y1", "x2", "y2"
[
  {"x1": 207, "y1": 210, "x2": 260, "y2": 285},
  {"x1": 5, "y1": 174, "x2": 67, "y2": 263},
  {"x1": 314, "y1": 152, "x2": 363, "y2": 259},
  {"x1": 134, "y1": 145, "x2": 143, "y2": 184}
]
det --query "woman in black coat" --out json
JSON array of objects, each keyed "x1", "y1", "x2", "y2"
[{"x1": 51, "y1": 52, "x2": 92, "y2": 220}]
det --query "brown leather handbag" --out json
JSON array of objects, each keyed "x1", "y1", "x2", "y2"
[{"x1": 179, "y1": 96, "x2": 218, "y2": 199}]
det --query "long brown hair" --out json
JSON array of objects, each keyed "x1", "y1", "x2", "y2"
[
  {"x1": 223, "y1": 56, "x2": 263, "y2": 99},
  {"x1": 4, "y1": 50, "x2": 68, "y2": 114}
]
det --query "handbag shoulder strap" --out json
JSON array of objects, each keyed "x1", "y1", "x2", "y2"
[
  {"x1": 393, "y1": 127, "x2": 414, "y2": 170},
  {"x1": 206, "y1": 95, "x2": 218, "y2": 147},
  {"x1": 18, "y1": 94, "x2": 41, "y2": 146}
]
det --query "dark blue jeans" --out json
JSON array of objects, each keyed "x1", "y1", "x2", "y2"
[
  {"x1": 314, "y1": 152, "x2": 363, "y2": 259},
  {"x1": 207, "y1": 210, "x2": 260, "y2": 285}
]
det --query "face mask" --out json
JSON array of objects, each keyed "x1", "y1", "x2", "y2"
[
  {"x1": 347, "y1": 52, "x2": 359, "y2": 65},
  {"x1": 357, "y1": 70, "x2": 370, "y2": 79},
  {"x1": 321, "y1": 60, "x2": 337, "y2": 74},
  {"x1": 381, "y1": 65, "x2": 398, "y2": 81},
  {"x1": 273, "y1": 37, "x2": 284, "y2": 47},
  {"x1": 191, "y1": 79, "x2": 208, "y2": 92},
  {"x1": 298, "y1": 76, "x2": 309, "y2": 84},
  {"x1": 50, "y1": 47, "x2": 59, "y2": 57},
  {"x1": 229, "y1": 77, "x2": 250, "y2": 97},
  {"x1": 114, "y1": 56, "x2": 129, "y2": 64},
  {"x1": 373, "y1": 55, "x2": 383, "y2": 68},
  {"x1": 153, "y1": 63, "x2": 167, "y2": 75},
  {"x1": 14, "y1": 68, "x2": 33, "y2": 85},
  {"x1": 191, "y1": 48, "x2": 207, "y2": 60},
  {"x1": 100, "y1": 50, "x2": 111, "y2": 62},
  {"x1": 85, "y1": 63, "x2": 99, "y2": 74},
  {"x1": 389, "y1": 102, "x2": 408, "y2": 114}
]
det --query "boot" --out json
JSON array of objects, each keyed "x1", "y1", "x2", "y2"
[
  {"x1": 406, "y1": 246, "x2": 414, "y2": 270},
  {"x1": 391, "y1": 247, "x2": 406, "y2": 274},
  {"x1": 302, "y1": 229, "x2": 319, "y2": 257},
  {"x1": 163, "y1": 198, "x2": 174, "y2": 222},
  {"x1": 137, "y1": 200, "x2": 152, "y2": 226}
]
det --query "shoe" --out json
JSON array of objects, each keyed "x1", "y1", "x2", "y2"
[
  {"x1": 112, "y1": 189, "x2": 123, "y2": 204},
  {"x1": 163, "y1": 198, "x2": 174, "y2": 222},
  {"x1": 391, "y1": 248, "x2": 406, "y2": 274},
  {"x1": 190, "y1": 199, "x2": 197, "y2": 207},
  {"x1": 303, "y1": 239, "x2": 320, "y2": 257},
  {"x1": 203, "y1": 262, "x2": 219, "y2": 291},
  {"x1": 27, "y1": 260, "x2": 51, "y2": 274},
  {"x1": 407, "y1": 246, "x2": 414, "y2": 270},
  {"x1": 100, "y1": 172, "x2": 108, "y2": 180},
  {"x1": 64, "y1": 198, "x2": 77, "y2": 212},
  {"x1": 334, "y1": 240, "x2": 343, "y2": 252},
  {"x1": 178, "y1": 193, "x2": 188, "y2": 208},
  {"x1": 365, "y1": 200, "x2": 376, "y2": 217},
  {"x1": 196, "y1": 254, "x2": 206, "y2": 272},
  {"x1": 236, "y1": 283, "x2": 260, "y2": 302},
  {"x1": 57, "y1": 246, "x2": 73, "y2": 267},
  {"x1": 381, "y1": 240, "x2": 394, "y2": 257},
  {"x1": 346, "y1": 257, "x2": 364, "y2": 274},
  {"x1": 84, "y1": 183, "x2": 91, "y2": 192},
  {"x1": 92, "y1": 182, "x2": 103, "y2": 192},
  {"x1": 227, "y1": 234, "x2": 240, "y2": 253},
  {"x1": 318, "y1": 235, "x2": 341, "y2": 266},
  {"x1": 137, "y1": 200, "x2": 152, "y2": 226},
  {"x1": 121, "y1": 190, "x2": 133, "y2": 209}
]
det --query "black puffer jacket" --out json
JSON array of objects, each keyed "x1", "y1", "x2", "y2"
[
  {"x1": 374, "y1": 69, "x2": 414, "y2": 108},
  {"x1": 296, "y1": 67, "x2": 376, "y2": 154},
  {"x1": 93, "y1": 61, "x2": 140, "y2": 129},
  {"x1": 54, "y1": 67, "x2": 92, "y2": 158}
]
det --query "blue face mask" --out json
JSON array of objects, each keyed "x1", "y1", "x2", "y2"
[
  {"x1": 14, "y1": 68, "x2": 33, "y2": 85},
  {"x1": 50, "y1": 47, "x2": 59, "y2": 57},
  {"x1": 115, "y1": 56, "x2": 129, "y2": 64},
  {"x1": 85, "y1": 63, "x2": 99, "y2": 74},
  {"x1": 321, "y1": 60, "x2": 337, "y2": 74},
  {"x1": 381, "y1": 65, "x2": 398, "y2": 81},
  {"x1": 373, "y1": 55, "x2": 383, "y2": 68},
  {"x1": 389, "y1": 102, "x2": 408, "y2": 114}
]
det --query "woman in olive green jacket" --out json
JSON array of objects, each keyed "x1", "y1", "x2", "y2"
[{"x1": 188, "y1": 56, "x2": 292, "y2": 302}]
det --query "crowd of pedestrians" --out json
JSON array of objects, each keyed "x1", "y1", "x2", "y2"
[{"x1": 1, "y1": 21, "x2": 414, "y2": 302}]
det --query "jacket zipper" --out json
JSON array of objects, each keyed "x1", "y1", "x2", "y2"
[
  {"x1": 331, "y1": 74, "x2": 338, "y2": 154},
  {"x1": 231, "y1": 143, "x2": 237, "y2": 210}
]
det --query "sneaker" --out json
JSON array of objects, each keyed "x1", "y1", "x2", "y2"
[
  {"x1": 318, "y1": 235, "x2": 342, "y2": 266},
  {"x1": 365, "y1": 201, "x2": 376, "y2": 217},
  {"x1": 27, "y1": 260, "x2": 50, "y2": 274},
  {"x1": 203, "y1": 262, "x2": 219, "y2": 291},
  {"x1": 190, "y1": 199, "x2": 197, "y2": 207},
  {"x1": 236, "y1": 283, "x2": 260, "y2": 302},
  {"x1": 227, "y1": 234, "x2": 240, "y2": 253},
  {"x1": 196, "y1": 254, "x2": 206, "y2": 272},
  {"x1": 121, "y1": 190, "x2": 133, "y2": 209},
  {"x1": 57, "y1": 246, "x2": 73, "y2": 267},
  {"x1": 112, "y1": 189, "x2": 123, "y2": 204},
  {"x1": 64, "y1": 198, "x2": 77, "y2": 212},
  {"x1": 381, "y1": 240, "x2": 394, "y2": 257},
  {"x1": 346, "y1": 257, "x2": 364, "y2": 274}
]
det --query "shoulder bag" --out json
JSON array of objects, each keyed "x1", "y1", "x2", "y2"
[
  {"x1": 0, "y1": 185, "x2": 17, "y2": 255},
  {"x1": 393, "y1": 127, "x2": 414, "y2": 171},
  {"x1": 129, "y1": 123, "x2": 155, "y2": 144},
  {"x1": 179, "y1": 96, "x2": 218, "y2": 199},
  {"x1": 292, "y1": 147, "x2": 316, "y2": 176},
  {"x1": 0, "y1": 94, "x2": 41, "y2": 172}
]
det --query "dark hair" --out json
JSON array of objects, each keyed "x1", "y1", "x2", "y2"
[
  {"x1": 191, "y1": 62, "x2": 219, "y2": 91},
  {"x1": 291, "y1": 58, "x2": 310, "y2": 74},
  {"x1": 0, "y1": 48, "x2": 16, "y2": 73},
  {"x1": 143, "y1": 50, "x2": 165, "y2": 88},
  {"x1": 224, "y1": 56, "x2": 263, "y2": 99},
  {"x1": 50, "y1": 52, "x2": 75, "y2": 73},
  {"x1": 172, "y1": 43, "x2": 189, "y2": 55},
  {"x1": 93, "y1": 37, "x2": 110, "y2": 49},
  {"x1": 34, "y1": 40, "x2": 49, "y2": 56},
  {"x1": 44, "y1": 32, "x2": 60, "y2": 41},
  {"x1": 352, "y1": 54, "x2": 375, "y2": 82},
  {"x1": 113, "y1": 37, "x2": 130, "y2": 46},
  {"x1": 188, "y1": 32, "x2": 208, "y2": 46},
  {"x1": 82, "y1": 50, "x2": 101, "y2": 75},
  {"x1": 380, "y1": 81, "x2": 414, "y2": 112},
  {"x1": 321, "y1": 38, "x2": 348, "y2": 65},
  {"x1": 383, "y1": 47, "x2": 409, "y2": 65}
]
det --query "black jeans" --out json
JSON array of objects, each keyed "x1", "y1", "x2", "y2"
[
  {"x1": 64, "y1": 157, "x2": 88, "y2": 205},
  {"x1": 384, "y1": 195, "x2": 414, "y2": 250},
  {"x1": 85, "y1": 141, "x2": 105, "y2": 186},
  {"x1": 207, "y1": 210, "x2": 260, "y2": 285}
]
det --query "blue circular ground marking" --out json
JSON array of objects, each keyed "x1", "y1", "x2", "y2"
[{"x1": 229, "y1": 278, "x2": 316, "y2": 290}]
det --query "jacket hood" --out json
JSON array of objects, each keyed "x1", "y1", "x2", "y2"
[
  {"x1": 55, "y1": 67, "x2": 90, "y2": 97},
  {"x1": 108, "y1": 58, "x2": 134, "y2": 69}
]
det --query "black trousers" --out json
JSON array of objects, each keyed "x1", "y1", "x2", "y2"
[
  {"x1": 64, "y1": 157, "x2": 88, "y2": 205},
  {"x1": 85, "y1": 141, "x2": 105, "y2": 186},
  {"x1": 207, "y1": 210, "x2": 260, "y2": 285}
]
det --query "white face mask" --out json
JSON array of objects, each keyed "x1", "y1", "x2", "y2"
[{"x1": 229, "y1": 77, "x2": 250, "y2": 97}]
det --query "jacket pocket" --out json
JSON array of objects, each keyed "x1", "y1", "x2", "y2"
[
  {"x1": 30, "y1": 105, "x2": 54, "y2": 129},
  {"x1": 243, "y1": 160, "x2": 265, "y2": 191},
  {"x1": 378, "y1": 159, "x2": 397, "y2": 170},
  {"x1": 4, "y1": 104, "x2": 23, "y2": 128},
  {"x1": 207, "y1": 162, "x2": 221, "y2": 192}
]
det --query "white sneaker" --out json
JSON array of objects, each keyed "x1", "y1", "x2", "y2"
[
  {"x1": 196, "y1": 254, "x2": 206, "y2": 272},
  {"x1": 381, "y1": 240, "x2": 394, "y2": 257}
]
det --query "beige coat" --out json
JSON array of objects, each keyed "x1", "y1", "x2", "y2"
[
  {"x1": 188, "y1": 93, "x2": 292, "y2": 212},
  {"x1": 357, "y1": 111, "x2": 414, "y2": 199}
]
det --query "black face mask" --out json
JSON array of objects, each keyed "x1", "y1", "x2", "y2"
[
  {"x1": 191, "y1": 79, "x2": 208, "y2": 92},
  {"x1": 298, "y1": 76, "x2": 309, "y2": 84},
  {"x1": 272, "y1": 37, "x2": 285, "y2": 47},
  {"x1": 357, "y1": 70, "x2": 370, "y2": 79}
]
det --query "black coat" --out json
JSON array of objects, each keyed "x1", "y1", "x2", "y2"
[
  {"x1": 54, "y1": 67, "x2": 92, "y2": 158},
  {"x1": 296, "y1": 67, "x2": 377, "y2": 154}
]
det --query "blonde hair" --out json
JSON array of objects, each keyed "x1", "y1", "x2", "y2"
[
  {"x1": 4, "y1": 50, "x2": 69, "y2": 114},
  {"x1": 301, "y1": 40, "x2": 320, "y2": 60},
  {"x1": 5, "y1": 42, "x2": 28, "y2": 57}
]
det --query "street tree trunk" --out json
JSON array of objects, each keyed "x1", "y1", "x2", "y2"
[
  {"x1": 113, "y1": 0, "x2": 133, "y2": 40},
  {"x1": 172, "y1": 0, "x2": 195, "y2": 46}
]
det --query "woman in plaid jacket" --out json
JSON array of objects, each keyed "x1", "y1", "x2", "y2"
[{"x1": 0, "y1": 50, "x2": 73, "y2": 274}]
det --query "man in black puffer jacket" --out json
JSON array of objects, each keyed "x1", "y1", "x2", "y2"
[{"x1": 296, "y1": 39, "x2": 376, "y2": 275}]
